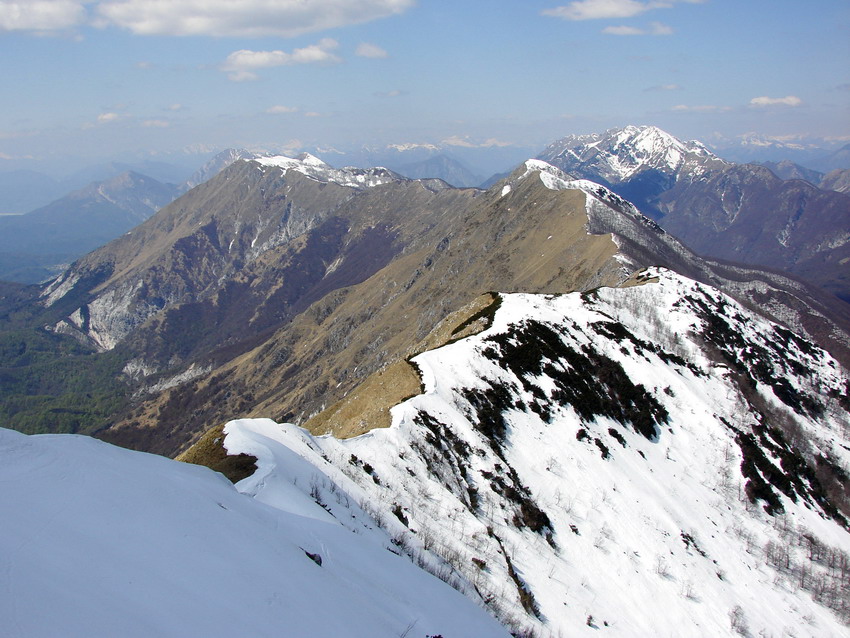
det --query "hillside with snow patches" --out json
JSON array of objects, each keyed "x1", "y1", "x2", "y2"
[
  {"x1": 0, "y1": 427, "x2": 509, "y2": 638},
  {"x1": 222, "y1": 268, "x2": 850, "y2": 637}
]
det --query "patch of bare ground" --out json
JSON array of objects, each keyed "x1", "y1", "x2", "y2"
[
  {"x1": 175, "y1": 423, "x2": 257, "y2": 483},
  {"x1": 305, "y1": 293, "x2": 502, "y2": 438}
]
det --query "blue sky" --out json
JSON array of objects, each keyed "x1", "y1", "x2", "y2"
[{"x1": 1, "y1": 0, "x2": 848, "y2": 167}]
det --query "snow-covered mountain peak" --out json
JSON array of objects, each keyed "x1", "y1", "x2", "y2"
[
  {"x1": 222, "y1": 269, "x2": 850, "y2": 636},
  {"x1": 538, "y1": 124, "x2": 728, "y2": 186},
  {"x1": 253, "y1": 154, "x2": 401, "y2": 189},
  {"x1": 293, "y1": 151, "x2": 327, "y2": 166}
]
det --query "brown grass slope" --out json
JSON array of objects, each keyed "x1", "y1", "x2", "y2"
[{"x1": 101, "y1": 170, "x2": 623, "y2": 455}]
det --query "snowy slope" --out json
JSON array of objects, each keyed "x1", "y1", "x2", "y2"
[
  {"x1": 224, "y1": 269, "x2": 850, "y2": 637},
  {"x1": 0, "y1": 427, "x2": 509, "y2": 638}
]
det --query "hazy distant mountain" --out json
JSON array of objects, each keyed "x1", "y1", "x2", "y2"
[
  {"x1": 0, "y1": 171, "x2": 178, "y2": 283},
  {"x1": 316, "y1": 142, "x2": 534, "y2": 183},
  {"x1": 707, "y1": 134, "x2": 845, "y2": 166},
  {"x1": 757, "y1": 159, "x2": 823, "y2": 184},
  {"x1": 0, "y1": 158, "x2": 197, "y2": 216},
  {"x1": 63, "y1": 159, "x2": 194, "y2": 189},
  {"x1": 394, "y1": 153, "x2": 484, "y2": 187},
  {"x1": 809, "y1": 143, "x2": 850, "y2": 173},
  {"x1": 537, "y1": 125, "x2": 729, "y2": 218},
  {"x1": 820, "y1": 168, "x2": 850, "y2": 193},
  {"x1": 0, "y1": 169, "x2": 65, "y2": 214}
]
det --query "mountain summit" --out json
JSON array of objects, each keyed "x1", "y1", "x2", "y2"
[
  {"x1": 537, "y1": 125, "x2": 728, "y2": 218},
  {"x1": 538, "y1": 124, "x2": 726, "y2": 185},
  {"x1": 539, "y1": 126, "x2": 850, "y2": 303}
]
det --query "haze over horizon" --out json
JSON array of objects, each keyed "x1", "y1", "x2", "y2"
[{"x1": 1, "y1": 0, "x2": 848, "y2": 171}]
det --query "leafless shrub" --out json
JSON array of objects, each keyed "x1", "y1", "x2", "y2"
[
  {"x1": 729, "y1": 605, "x2": 750, "y2": 636},
  {"x1": 654, "y1": 555, "x2": 670, "y2": 579}
]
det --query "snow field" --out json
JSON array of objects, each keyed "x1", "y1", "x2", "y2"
[{"x1": 0, "y1": 425, "x2": 510, "y2": 638}]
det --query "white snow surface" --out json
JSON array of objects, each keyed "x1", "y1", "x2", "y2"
[
  {"x1": 224, "y1": 268, "x2": 850, "y2": 637},
  {"x1": 254, "y1": 153, "x2": 399, "y2": 189},
  {"x1": 0, "y1": 427, "x2": 509, "y2": 638}
]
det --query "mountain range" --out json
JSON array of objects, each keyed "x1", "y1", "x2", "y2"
[
  {"x1": 537, "y1": 124, "x2": 729, "y2": 218},
  {"x1": 707, "y1": 134, "x2": 850, "y2": 169},
  {"x1": 539, "y1": 125, "x2": 850, "y2": 303},
  {"x1": 27, "y1": 150, "x2": 847, "y2": 452},
  {"x1": 657, "y1": 164, "x2": 850, "y2": 302},
  {"x1": 2, "y1": 125, "x2": 850, "y2": 636}
]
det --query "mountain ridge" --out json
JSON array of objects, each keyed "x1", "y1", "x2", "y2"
[
  {"x1": 3, "y1": 134, "x2": 850, "y2": 636},
  {"x1": 210, "y1": 267, "x2": 850, "y2": 636}
]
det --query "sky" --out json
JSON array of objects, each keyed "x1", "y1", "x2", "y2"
[{"x1": 1, "y1": 0, "x2": 848, "y2": 170}]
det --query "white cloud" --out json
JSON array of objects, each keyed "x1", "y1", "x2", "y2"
[
  {"x1": 374, "y1": 89, "x2": 406, "y2": 98},
  {"x1": 0, "y1": 150, "x2": 34, "y2": 159},
  {"x1": 355, "y1": 42, "x2": 388, "y2": 58},
  {"x1": 97, "y1": 111, "x2": 120, "y2": 122},
  {"x1": 479, "y1": 138, "x2": 515, "y2": 148},
  {"x1": 141, "y1": 119, "x2": 168, "y2": 127},
  {"x1": 646, "y1": 83, "x2": 682, "y2": 91},
  {"x1": 222, "y1": 39, "x2": 340, "y2": 81},
  {"x1": 0, "y1": 0, "x2": 86, "y2": 31},
  {"x1": 225, "y1": 70, "x2": 260, "y2": 83},
  {"x1": 649, "y1": 21, "x2": 672, "y2": 34},
  {"x1": 166, "y1": 103, "x2": 183, "y2": 111},
  {"x1": 266, "y1": 105, "x2": 298, "y2": 114},
  {"x1": 543, "y1": 0, "x2": 703, "y2": 21},
  {"x1": 602, "y1": 20, "x2": 670, "y2": 35},
  {"x1": 672, "y1": 104, "x2": 731, "y2": 112},
  {"x1": 95, "y1": 0, "x2": 414, "y2": 37},
  {"x1": 545, "y1": 0, "x2": 654, "y2": 20},
  {"x1": 749, "y1": 95, "x2": 803, "y2": 107},
  {"x1": 602, "y1": 24, "x2": 643, "y2": 34}
]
